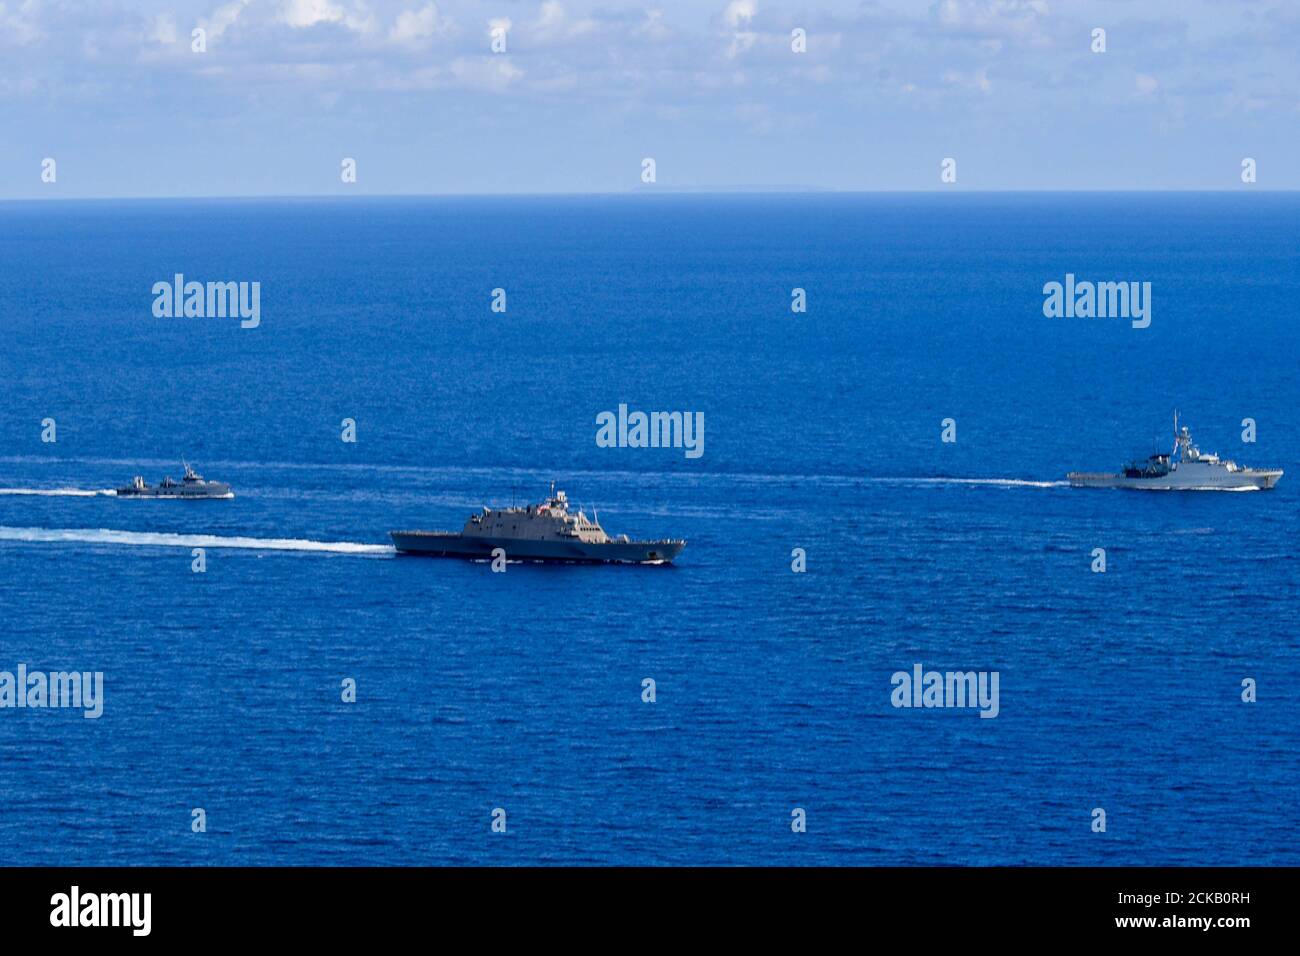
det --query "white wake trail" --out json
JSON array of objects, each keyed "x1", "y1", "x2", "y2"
[
  {"x1": 0, "y1": 488, "x2": 117, "y2": 497},
  {"x1": 862, "y1": 477, "x2": 1069, "y2": 489},
  {"x1": 0, "y1": 526, "x2": 393, "y2": 555}
]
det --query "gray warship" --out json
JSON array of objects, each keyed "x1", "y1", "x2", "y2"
[
  {"x1": 390, "y1": 485, "x2": 686, "y2": 564},
  {"x1": 1068, "y1": 414, "x2": 1282, "y2": 491},
  {"x1": 116, "y1": 462, "x2": 233, "y2": 499}
]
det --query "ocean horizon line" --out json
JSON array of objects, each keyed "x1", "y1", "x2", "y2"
[{"x1": 1, "y1": 187, "x2": 1296, "y2": 205}]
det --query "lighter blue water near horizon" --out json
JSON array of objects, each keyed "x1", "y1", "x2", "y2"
[{"x1": 0, "y1": 194, "x2": 1296, "y2": 865}]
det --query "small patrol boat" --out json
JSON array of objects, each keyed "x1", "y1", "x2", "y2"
[{"x1": 116, "y1": 462, "x2": 234, "y2": 499}]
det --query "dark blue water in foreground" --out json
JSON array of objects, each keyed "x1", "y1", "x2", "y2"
[{"x1": 0, "y1": 194, "x2": 1297, "y2": 865}]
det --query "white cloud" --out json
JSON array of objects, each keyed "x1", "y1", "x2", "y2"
[
  {"x1": 390, "y1": 4, "x2": 449, "y2": 44},
  {"x1": 635, "y1": 9, "x2": 672, "y2": 43},
  {"x1": 724, "y1": 0, "x2": 756, "y2": 29},
  {"x1": 281, "y1": 0, "x2": 341, "y2": 28},
  {"x1": 530, "y1": 2, "x2": 596, "y2": 43},
  {"x1": 279, "y1": 0, "x2": 374, "y2": 33},
  {"x1": 932, "y1": 0, "x2": 1049, "y2": 43},
  {"x1": 449, "y1": 55, "x2": 522, "y2": 90},
  {"x1": 0, "y1": 0, "x2": 44, "y2": 45},
  {"x1": 944, "y1": 67, "x2": 992, "y2": 92},
  {"x1": 1136, "y1": 73, "x2": 1159, "y2": 94},
  {"x1": 202, "y1": 0, "x2": 251, "y2": 42},
  {"x1": 796, "y1": 63, "x2": 832, "y2": 83},
  {"x1": 723, "y1": 0, "x2": 757, "y2": 59},
  {"x1": 151, "y1": 14, "x2": 178, "y2": 45}
]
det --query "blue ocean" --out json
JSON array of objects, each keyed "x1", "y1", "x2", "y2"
[{"x1": 0, "y1": 193, "x2": 1296, "y2": 865}]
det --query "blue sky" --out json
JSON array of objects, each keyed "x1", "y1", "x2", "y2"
[{"x1": 1, "y1": 0, "x2": 1297, "y2": 197}]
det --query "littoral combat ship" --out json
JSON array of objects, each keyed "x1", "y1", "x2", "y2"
[
  {"x1": 390, "y1": 485, "x2": 686, "y2": 564},
  {"x1": 116, "y1": 462, "x2": 233, "y2": 499},
  {"x1": 1068, "y1": 414, "x2": 1282, "y2": 491}
]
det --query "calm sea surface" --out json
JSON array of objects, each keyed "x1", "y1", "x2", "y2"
[{"x1": 0, "y1": 194, "x2": 1296, "y2": 864}]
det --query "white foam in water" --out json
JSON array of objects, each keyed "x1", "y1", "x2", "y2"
[
  {"x1": 0, "y1": 488, "x2": 117, "y2": 497},
  {"x1": 862, "y1": 477, "x2": 1069, "y2": 489},
  {"x1": 0, "y1": 526, "x2": 393, "y2": 555}
]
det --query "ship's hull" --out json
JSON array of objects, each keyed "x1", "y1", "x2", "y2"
[
  {"x1": 390, "y1": 531, "x2": 685, "y2": 564},
  {"x1": 116, "y1": 484, "x2": 234, "y2": 498},
  {"x1": 1067, "y1": 469, "x2": 1282, "y2": 490}
]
